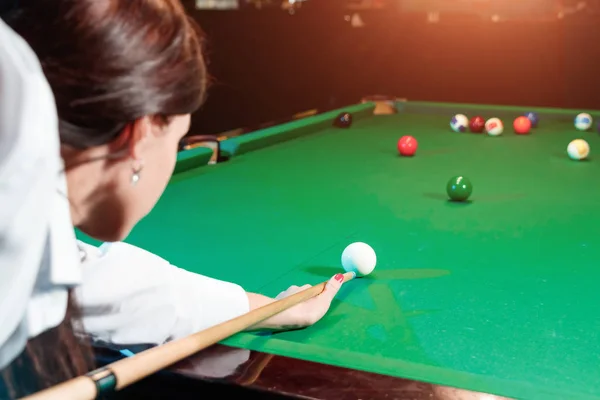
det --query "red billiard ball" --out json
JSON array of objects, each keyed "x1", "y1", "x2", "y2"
[
  {"x1": 398, "y1": 135, "x2": 418, "y2": 156},
  {"x1": 469, "y1": 116, "x2": 485, "y2": 133},
  {"x1": 513, "y1": 116, "x2": 531, "y2": 134}
]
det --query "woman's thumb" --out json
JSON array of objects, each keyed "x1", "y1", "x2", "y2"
[{"x1": 319, "y1": 273, "x2": 344, "y2": 302}]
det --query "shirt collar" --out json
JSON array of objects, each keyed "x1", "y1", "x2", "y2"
[{"x1": 50, "y1": 171, "x2": 82, "y2": 285}]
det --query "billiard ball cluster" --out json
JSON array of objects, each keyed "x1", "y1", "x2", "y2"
[
  {"x1": 451, "y1": 113, "x2": 533, "y2": 136},
  {"x1": 332, "y1": 109, "x2": 596, "y2": 202},
  {"x1": 449, "y1": 112, "x2": 595, "y2": 161}
]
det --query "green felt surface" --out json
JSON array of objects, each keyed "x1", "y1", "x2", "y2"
[{"x1": 87, "y1": 102, "x2": 600, "y2": 399}]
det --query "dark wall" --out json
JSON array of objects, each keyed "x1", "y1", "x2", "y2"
[
  {"x1": 186, "y1": 8, "x2": 349, "y2": 134},
  {"x1": 183, "y1": 5, "x2": 600, "y2": 135},
  {"x1": 564, "y1": 20, "x2": 600, "y2": 110}
]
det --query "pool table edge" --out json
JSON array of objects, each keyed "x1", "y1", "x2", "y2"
[
  {"x1": 174, "y1": 146, "x2": 214, "y2": 174},
  {"x1": 171, "y1": 102, "x2": 376, "y2": 176},
  {"x1": 219, "y1": 102, "x2": 376, "y2": 157},
  {"x1": 94, "y1": 340, "x2": 600, "y2": 400},
  {"x1": 93, "y1": 343, "x2": 516, "y2": 400}
]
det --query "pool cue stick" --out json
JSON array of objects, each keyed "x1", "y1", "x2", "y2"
[{"x1": 22, "y1": 271, "x2": 356, "y2": 400}]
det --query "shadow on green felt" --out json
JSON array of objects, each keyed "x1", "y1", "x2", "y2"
[
  {"x1": 303, "y1": 265, "x2": 449, "y2": 281},
  {"x1": 423, "y1": 192, "x2": 472, "y2": 205},
  {"x1": 445, "y1": 199, "x2": 474, "y2": 207},
  {"x1": 379, "y1": 147, "x2": 457, "y2": 157},
  {"x1": 423, "y1": 192, "x2": 526, "y2": 204},
  {"x1": 303, "y1": 265, "x2": 343, "y2": 278},
  {"x1": 552, "y1": 152, "x2": 592, "y2": 162}
]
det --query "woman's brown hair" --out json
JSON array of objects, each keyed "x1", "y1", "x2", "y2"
[{"x1": 1, "y1": 0, "x2": 207, "y2": 397}]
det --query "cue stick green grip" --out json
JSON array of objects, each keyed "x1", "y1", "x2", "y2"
[{"x1": 22, "y1": 271, "x2": 356, "y2": 400}]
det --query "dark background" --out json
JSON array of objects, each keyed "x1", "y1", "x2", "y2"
[{"x1": 181, "y1": 1, "x2": 600, "y2": 135}]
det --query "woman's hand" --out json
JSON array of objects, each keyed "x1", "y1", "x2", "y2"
[{"x1": 245, "y1": 273, "x2": 345, "y2": 331}]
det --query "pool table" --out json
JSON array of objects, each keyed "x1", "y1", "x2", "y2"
[{"x1": 90, "y1": 100, "x2": 600, "y2": 400}]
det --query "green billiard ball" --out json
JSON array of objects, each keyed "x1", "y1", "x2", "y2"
[{"x1": 446, "y1": 176, "x2": 472, "y2": 201}]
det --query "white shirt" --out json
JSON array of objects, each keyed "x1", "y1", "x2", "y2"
[
  {"x1": 0, "y1": 18, "x2": 78, "y2": 370},
  {"x1": 0, "y1": 18, "x2": 250, "y2": 370},
  {"x1": 75, "y1": 240, "x2": 250, "y2": 346}
]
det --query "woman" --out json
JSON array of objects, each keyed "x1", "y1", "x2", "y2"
[{"x1": 0, "y1": 0, "x2": 344, "y2": 397}]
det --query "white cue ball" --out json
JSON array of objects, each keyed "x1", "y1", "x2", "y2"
[{"x1": 341, "y1": 242, "x2": 376, "y2": 277}]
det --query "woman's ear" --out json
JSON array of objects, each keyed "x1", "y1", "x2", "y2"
[
  {"x1": 108, "y1": 117, "x2": 152, "y2": 160},
  {"x1": 128, "y1": 117, "x2": 152, "y2": 160}
]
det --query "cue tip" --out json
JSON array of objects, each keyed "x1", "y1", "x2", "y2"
[{"x1": 344, "y1": 271, "x2": 356, "y2": 281}]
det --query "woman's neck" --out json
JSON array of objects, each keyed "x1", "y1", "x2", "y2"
[{"x1": 60, "y1": 145, "x2": 107, "y2": 228}]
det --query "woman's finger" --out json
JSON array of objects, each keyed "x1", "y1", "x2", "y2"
[{"x1": 317, "y1": 273, "x2": 344, "y2": 304}]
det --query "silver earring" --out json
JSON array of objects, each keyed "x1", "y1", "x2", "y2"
[{"x1": 131, "y1": 161, "x2": 143, "y2": 185}]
